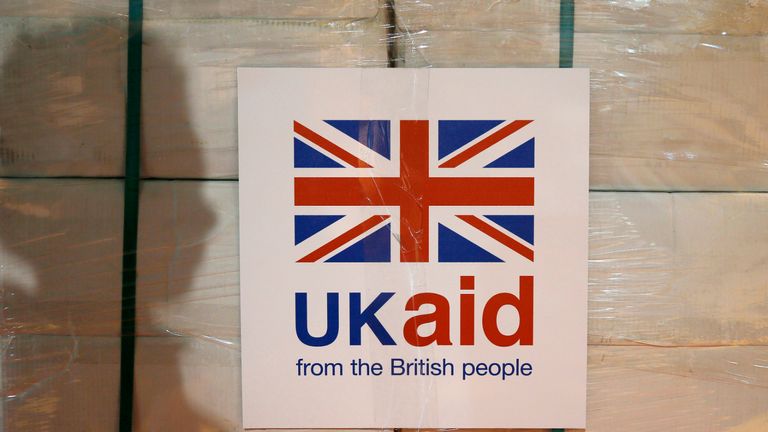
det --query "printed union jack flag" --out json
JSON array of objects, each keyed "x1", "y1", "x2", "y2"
[{"x1": 293, "y1": 119, "x2": 535, "y2": 263}]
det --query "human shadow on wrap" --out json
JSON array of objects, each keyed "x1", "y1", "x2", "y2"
[{"x1": 0, "y1": 20, "x2": 236, "y2": 431}]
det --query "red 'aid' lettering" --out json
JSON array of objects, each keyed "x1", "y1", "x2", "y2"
[
  {"x1": 482, "y1": 276, "x2": 533, "y2": 346},
  {"x1": 460, "y1": 275, "x2": 475, "y2": 346},
  {"x1": 403, "y1": 293, "x2": 452, "y2": 346},
  {"x1": 401, "y1": 275, "x2": 533, "y2": 347}
]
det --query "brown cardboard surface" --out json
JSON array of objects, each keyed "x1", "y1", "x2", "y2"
[
  {"x1": 0, "y1": 179, "x2": 123, "y2": 337},
  {"x1": 395, "y1": 0, "x2": 768, "y2": 35},
  {"x1": 0, "y1": 1, "x2": 126, "y2": 17},
  {"x1": 141, "y1": 19, "x2": 388, "y2": 179},
  {"x1": 143, "y1": 0, "x2": 380, "y2": 19},
  {"x1": 576, "y1": 0, "x2": 768, "y2": 36},
  {"x1": 0, "y1": 17, "x2": 126, "y2": 177},
  {"x1": 1, "y1": 335, "x2": 120, "y2": 431},
  {"x1": 581, "y1": 33, "x2": 768, "y2": 190}
]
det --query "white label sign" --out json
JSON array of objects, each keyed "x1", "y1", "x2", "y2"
[{"x1": 238, "y1": 68, "x2": 589, "y2": 429}]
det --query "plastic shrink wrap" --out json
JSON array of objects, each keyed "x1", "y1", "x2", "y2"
[{"x1": 1, "y1": 0, "x2": 767, "y2": 431}]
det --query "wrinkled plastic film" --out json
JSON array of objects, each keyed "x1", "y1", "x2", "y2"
[
  {"x1": 396, "y1": 0, "x2": 768, "y2": 191},
  {"x1": 2, "y1": 1, "x2": 768, "y2": 431},
  {"x1": 0, "y1": 1, "x2": 389, "y2": 430}
]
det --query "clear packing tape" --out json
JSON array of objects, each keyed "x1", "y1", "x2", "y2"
[{"x1": 0, "y1": 1, "x2": 767, "y2": 431}]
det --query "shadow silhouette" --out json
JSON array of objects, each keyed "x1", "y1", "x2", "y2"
[{"x1": 1, "y1": 19, "x2": 227, "y2": 431}]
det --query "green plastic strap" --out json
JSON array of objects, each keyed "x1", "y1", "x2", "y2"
[
  {"x1": 119, "y1": 0, "x2": 143, "y2": 430},
  {"x1": 551, "y1": 3, "x2": 575, "y2": 430},
  {"x1": 559, "y1": 0, "x2": 575, "y2": 68}
]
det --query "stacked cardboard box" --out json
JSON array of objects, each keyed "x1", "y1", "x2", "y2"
[
  {"x1": 141, "y1": 7, "x2": 388, "y2": 179},
  {"x1": 133, "y1": 182, "x2": 768, "y2": 431},
  {"x1": 0, "y1": 4, "x2": 127, "y2": 430},
  {"x1": 395, "y1": 1, "x2": 768, "y2": 431},
  {"x1": 0, "y1": 181, "x2": 123, "y2": 430},
  {"x1": 2, "y1": 0, "x2": 768, "y2": 431},
  {"x1": 0, "y1": 16, "x2": 126, "y2": 176},
  {"x1": 398, "y1": 0, "x2": 768, "y2": 191},
  {"x1": 0, "y1": 1, "x2": 386, "y2": 430}
]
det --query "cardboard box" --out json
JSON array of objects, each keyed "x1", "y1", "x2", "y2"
[
  {"x1": 0, "y1": 18, "x2": 126, "y2": 176},
  {"x1": 0, "y1": 0, "x2": 380, "y2": 20},
  {"x1": 401, "y1": 29, "x2": 558, "y2": 67},
  {"x1": 136, "y1": 181, "x2": 238, "y2": 337},
  {"x1": 581, "y1": 33, "x2": 768, "y2": 190},
  {"x1": 0, "y1": 179, "x2": 123, "y2": 337},
  {"x1": 0, "y1": 1, "x2": 125, "y2": 17},
  {"x1": 394, "y1": 0, "x2": 768, "y2": 35},
  {"x1": 576, "y1": 0, "x2": 768, "y2": 36},
  {"x1": 1, "y1": 335, "x2": 120, "y2": 431},
  {"x1": 141, "y1": 19, "x2": 389, "y2": 179},
  {"x1": 0, "y1": 16, "x2": 389, "y2": 178},
  {"x1": 143, "y1": 0, "x2": 380, "y2": 20},
  {"x1": 395, "y1": 0, "x2": 559, "y2": 32},
  {"x1": 6, "y1": 334, "x2": 766, "y2": 431},
  {"x1": 395, "y1": 2, "x2": 768, "y2": 190},
  {"x1": 588, "y1": 345, "x2": 768, "y2": 431},
  {"x1": 590, "y1": 192, "x2": 768, "y2": 345}
]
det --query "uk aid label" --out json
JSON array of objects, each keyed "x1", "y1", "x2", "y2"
[{"x1": 237, "y1": 69, "x2": 589, "y2": 429}]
